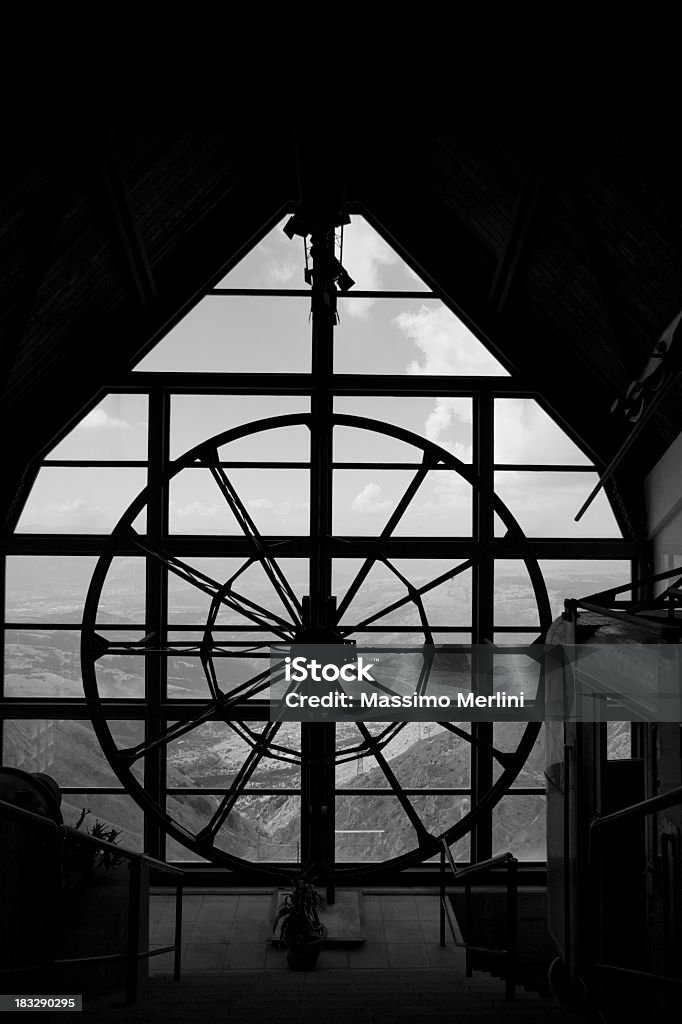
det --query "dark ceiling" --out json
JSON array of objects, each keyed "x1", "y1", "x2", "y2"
[{"x1": 2, "y1": 68, "x2": 682, "y2": 539}]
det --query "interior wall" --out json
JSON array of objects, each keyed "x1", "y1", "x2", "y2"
[{"x1": 645, "y1": 431, "x2": 682, "y2": 588}]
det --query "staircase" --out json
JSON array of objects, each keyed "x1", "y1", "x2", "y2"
[
  {"x1": 450, "y1": 888, "x2": 553, "y2": 996},
  {"x1": 85, "y1": 968, "x2": 587, "y2": 1023}
]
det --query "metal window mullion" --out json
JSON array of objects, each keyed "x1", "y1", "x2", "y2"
[
  {"x1": 0, "y1": 554, "x2": 5, "y2": 763},
  {"x1": 472, "y1": 392, "x2": 495, "y2": 863},
  {"x1": 144, "y1": 387, "x2": 169, "y2": 860}
]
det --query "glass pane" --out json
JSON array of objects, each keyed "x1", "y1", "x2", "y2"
[
  {"x1": 607, "y1": 722, "x2": 632, "y2": 759},
  {"x1": 216, "y1": 795, "x2": 300, "y2": 862},
  {"x1": 166, "y1": 650, "x2": 212, "y2": 700},
  {"x1": 5, "y1": 629, "x2": 82, "y2": 697},
  {"x1": 392, "y1": 559, "x2": 472, "y2": 626},
  {"x1": 493, "y1": 723, "x2": 546, "y2": 786},
  {"x1": 3, "y1": 720, "x2": 143, "y2": 786},
  {"x1": 166, "y1": 794, "x2": 219, "y2": 862},
  {"x1": 494, "y1": 472, "x2": 622, "y2": 538},
  {"x1": 337, "y1": 723, "x2": 471, "y2": 789},
  {"x1": 334, "y1": 560, "x2": 424, "y2": 630},
  {"x1": 93, "y1": 650, "x2": 146, "y2": 699},
  {"x1": 335, "y1": 794, "x2": 471, "y2": 862},
  {"x1": 335, "y1": 795, "x2": 415, "y2": 861},
  {"x1": 497, "y1": 648, "x2": 542, "y2": 701},
  {"x1": 539, "y1": 559, "x2": 632, "y2": 620},
  {"x1": 97, "y1": 559, "x2": 147, "y2": 624},
  {"x1": 6, "y1": 556, "x2": 145, "y2": 625},
  {"x1": 60, "y1": 793, "x2": 144, "y2": 852},
  {"x1": 215, "y1": 214, "x2": 432, "y2": 293},
  {"x1": 492, "y1": 795, "x2": 546, "y2": 861},
  {"x1": 15, "y1": 467, "x2": 146, "y2": 533},
  {"x1": 170, "y1": 395, "x2": 309, "y2": 459},
  {"x1": 333, "y1": 559, "x2": 472, "y2": 634},
  {"x1": 494, "y1": 632, "x2": 542, "y2": 645},
  {"x1": 5, "y1": 629, "x2": 143, "y2": 698},
  {"x1": 48, "y1": 394, "x2": 148, "y2": 461},
  {"x1": 215, "y1": 216, "x2": 304, "y2": 289},
  {"x1": 167, "y1": 557, "x2": 299, "y2": 630},
  {"x1": 494, "y1": 399, "x2": 591, "y2": 465},
  {"x1": 333, "y1": 469, "x2": 470, "y2": 536},
  {"x1": 169, "y1": 467, "x2": 309, "y2": 535},
  {"x1": 134, "y1": 296, "x2": 311, "y2": 373},
  {"x1": 334, "y1": 397, "x2": 472, "y2": 463},
  {"x1": 334, "y1": 424, "x2": 424, "y2": 465},
  {"x1": 335, "y1": 299, "x2": 507, "y2": 376},
  {"x1": 338, "y1": 216, "x2": 432, "y2": 292},
  {"x1": 167, "y1": 720, "x2": 300, "y2": 789},
  {"x1": 411, "y1": 794, "x2": 471, "y2": 846},
  {"x1": 497, "y1": 558, "x2": 633, "y2": 629},
  {"x1": 495, "y1": 560, "x2": 542, "y2": 628}
]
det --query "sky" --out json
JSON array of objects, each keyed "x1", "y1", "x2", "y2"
[{"x1": 16, "y1": 216, "x2": 621, "y2": 541}]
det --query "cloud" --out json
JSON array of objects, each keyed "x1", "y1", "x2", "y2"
[
  {"x1": 174, "y1": 501, "x2": 220, "y2": 519},
  {"x1": 77, "y1": 408, "x2": 132, "y2": 431},
  {"x1": 424, "y1": 397, "x2": 473, "y2": 460},
  {"x1": 342, "y1": 220, "x2": 398, "y2": 319},
  {"x1": 18, "y1": 498, "x2": 111, "y2": 531},
  {"x1": 351, "y1": 483, "x2": 393, "y2": 515},
  {"x1": 245, "y1": 496, "x2": 309, "y2": 528},
  {"x1": 393, "y1": 305, "x2": 501, "y2": 462},
  {"x1": 397, "y1": 305, "x2": 504, "y2": 377},
  {"x1": 267, "y1": 260, "x2": 298, "y2": 284},
  {"x1": 494, "y1": 400, "x2": 587, "y2": 465},
  {"x1": 409, "y1": 475, "x2": 470, "y2": 521}
]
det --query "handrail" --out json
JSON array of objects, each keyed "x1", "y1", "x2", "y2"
[
  {"x1": 0, "y1": 796, "x2": 60, "y2": 831},
  {"x1": 588, "y1": 784, "x2": 682, "y2": 1003},
  {"x1": 590, "y1": 784, "x2": 682, "y2": 833},
  {"x1": 439, "y1": 839, "x2": 518, "y2": 1000},
  {"x1": 595, "y1": 963, "x2": 682, "y2": 988},
  {"x1": 1, "y1": 794, "x2": 185, "y2": 1002},
  {"x1": 448, "y1": 851, "x2": 514, "y2": 881},
  {"x1": 62, "y1": 825, "x2": 184, "y2": 875}
]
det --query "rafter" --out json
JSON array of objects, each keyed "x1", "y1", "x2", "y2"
[
  {"x1": 88, "y1": 118, "x2": 157, "y2": 309},
  {"x1": 488, "y1": 137, "x2": 551, "y2": 315}
]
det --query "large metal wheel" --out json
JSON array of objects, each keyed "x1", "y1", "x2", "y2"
[{"x1": 81, "y1": 412, "x2": 551, "y2": 878}]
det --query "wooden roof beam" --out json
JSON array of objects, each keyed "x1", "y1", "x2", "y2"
[{"x1": 88, "y1": 118, "x2": 157, "y2": 310}]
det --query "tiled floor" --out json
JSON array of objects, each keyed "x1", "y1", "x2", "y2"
[{"x1": 148, "y1": 890, "x2": 466, "y2": 974}]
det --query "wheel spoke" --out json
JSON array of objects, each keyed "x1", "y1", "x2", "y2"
[
  {"x1": 224, "y1": 720, "x2": 299, "y2": 763},
  {"x1": 116, "y1": 661, "x2": 286, "y2": 764},
  {"x1": 341, "y1": 536, "x2": 509, "y2": 635},
  {"x1": 436, "y1": 721, "x2": 517, "y2": 769},
  {"x1": 128, "y1": 531, "x2": 294, "y2": 639},
  {"x1": 335, "y1": 456, "x2": 434, "y2": 622},
  {"x1": 383, "y1": 559, "x2": 434, "y2": 644},
  {"x1": 200, "y1": 634, "x2": 223, "y2": 702},
  {"x1": 196, "y1": 721, "x2": 282, "y2": 844},
  {"x1": 205, "y1": 451, "x2": 303, "y2": 624},
  {"x1": 206, "y1": 583, "x2": 294, "y2": 633},
  {"x1": 217, "y1": 655, "x2": 290, "y2": 708},
  {"x1": 356, "y1": 722, "x2": 433, "y2": 846},
  {"x1": 95, "y1": 639, "x2": 274, "y2": 658},
  {"x1": 209, "y1": 557, "x2": 296, "y2": 632},
  {"x1": 117, "y1": 703, "x2": 227, "y2": 763}
]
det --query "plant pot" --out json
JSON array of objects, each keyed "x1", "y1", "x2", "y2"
[{"x1": 285, "y1": 925, "x2": 327, "y2": 972}]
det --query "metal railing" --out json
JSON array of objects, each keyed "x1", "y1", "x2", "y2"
[
  {"x1": 588, "y1": 783, "x2": 682, "y2": 997},
  {"x1": 439, "y1": 840, "x2": 518, "y2": 1000},
  {"x1": 0, "y1": 797, "x2": 185, "y2": 1003}
]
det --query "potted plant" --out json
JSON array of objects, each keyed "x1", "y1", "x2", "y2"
[
  {"x1": 62, "y1": 808, "x2": 125, "y2": 882},
  {"x1": 273, "y1": 876, "x2": 327, "y2": 971}
]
